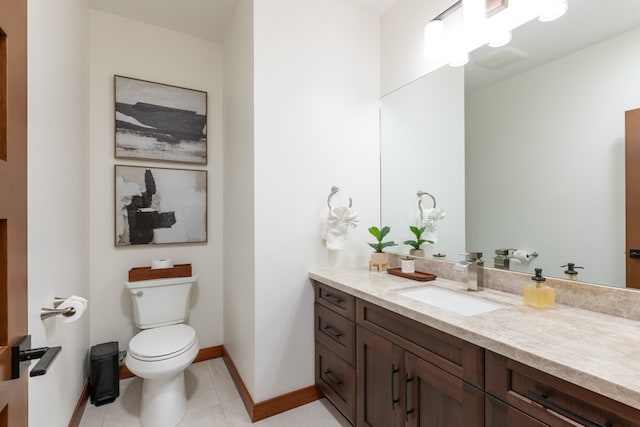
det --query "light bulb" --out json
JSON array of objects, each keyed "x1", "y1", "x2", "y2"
[
  {"x1": 449, "y1": 50, "x2": 469, "y2": 67},
  {"x1": 538, "y1": 0, "x2": 568, "y2": 22},
  {"x1": 487, "y1": 29, "x2": 512, "y2": 48},
  {"x1": 424, "y1": 19, "x2": 444, "y2": 58}
]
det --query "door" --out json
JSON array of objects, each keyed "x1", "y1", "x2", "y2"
[
  {"x1": 404, "y1": 352, "x2": 484, "y2": 427},
  {"x1": 626, "y1": 108, "x2": 640, "y2": 288},
  {"x1": 0, "y1": 0, "x2": 29, "y2": 425},
  {"x1": 357, "y1": 326, "x2": 404, "y2": 427}
]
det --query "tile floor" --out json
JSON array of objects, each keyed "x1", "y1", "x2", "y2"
[{"x1": 80, "y1": 358, "x2": 351, "y2": 426}]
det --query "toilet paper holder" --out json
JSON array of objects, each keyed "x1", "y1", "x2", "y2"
[{"x1": 40, "y1": 297, "x2": 76, "y2": 320}]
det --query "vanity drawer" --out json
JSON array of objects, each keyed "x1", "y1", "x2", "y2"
[
  {"x1": 315, "y1": 303, "x2": 355, "y2": 366},
  {"x1": 316, "y1": 341, "x2": 356, "y2": 425},
  {"x1": 313, "y1": 280, "x2": 355, "y2": 320},
  {"x1": 486, "y1": 351, "x2": 640, "y2": 427},
  {"x1": 486, "y1": 395, "x2": 547, "y2": 427}
]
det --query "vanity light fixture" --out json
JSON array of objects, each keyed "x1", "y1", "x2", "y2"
[
  {"x1": 487, "y1": 28, "x2": 512, "y2": 47},
  {"x1": 538, "y1": 0, "x2": 568, "y2": 22},
  {"x1": 424, "y1": 19, "x2": 445, "y2": 58},
  {"x1": 449, "y1": 50, "x2": 469, "y2": 67}
]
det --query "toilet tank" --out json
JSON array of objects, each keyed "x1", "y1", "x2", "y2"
[{"x1": 125, "y1": 276, "x2": 197, "y2": 329}]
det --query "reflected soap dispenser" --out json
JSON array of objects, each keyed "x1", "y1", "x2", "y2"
[
  {"x1": 561, "y1": 263, "x2": 583, "y2": 280},
  {"x1": 523, "y1": 268, "x2": 555, "y2": 309}
]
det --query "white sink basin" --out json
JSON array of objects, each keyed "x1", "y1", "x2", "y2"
[{"x1": 397, "y1": 287, "x2": 503, "y2": 316}]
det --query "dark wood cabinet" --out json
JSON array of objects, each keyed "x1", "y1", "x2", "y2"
[
  {"x1": 357, "y1": 325, "x2": 405, "y2": 426},
  {"x1": 312, "y1": 279, "x2": 640, "y2": 427},
  {"x1": 486, "y1": 350, "x2": 640, "y2": 427},
  {"x1": 313, "y1": 281, "x2": 357, "y2": 425},
  {"x1": 405, "y1": 351, "x2": 483, "y2": 427},
  {"x1": 355, "y1": 298, "x2": 485, "y2": 427}
]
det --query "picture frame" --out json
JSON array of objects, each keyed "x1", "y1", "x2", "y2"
[
  {"x1": 114, "y1": 75, "x2": 207, "y2": 164},
  {"x1": 115, "y1": 165, "x2": 207, "y2": 246}
]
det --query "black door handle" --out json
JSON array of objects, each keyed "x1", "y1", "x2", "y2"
[
  {"x1": 11, "y1": 335, "x2": 62, "y2": 378},
  {"x1": 630, "y1": 249, "x2": 640, "y2": 258}
]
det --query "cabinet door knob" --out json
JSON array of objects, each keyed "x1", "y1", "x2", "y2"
[
  {"x1": 390, "y1": 364, "x2": 400, "y2": 409},
  {"x1": 323, "y1": 370, "x2": 343, "y2": 388},
  {"x1": 404, "y1": 373, "x2": 415, "y2": 422}
]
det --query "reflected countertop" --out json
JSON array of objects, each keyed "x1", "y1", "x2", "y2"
[{"x1": 309, "y1": 267, "x2": 640, "y2": 411}]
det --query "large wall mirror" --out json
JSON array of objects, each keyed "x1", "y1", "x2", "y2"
[{"x1": 381, "y1": 0, "x2": 640, "y2": 288}]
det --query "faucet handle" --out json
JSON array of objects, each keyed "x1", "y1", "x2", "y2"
[{"x1": 466, "y1": 252, "x2": 483, "y2": 262}]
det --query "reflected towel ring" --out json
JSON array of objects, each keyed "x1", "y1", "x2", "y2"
[
  {"x1": 417, "y1": 191, "x2": 436, "y2": 223},
  {"x1": 327, "y1": 186, "x2": 353, "y2": 210}
]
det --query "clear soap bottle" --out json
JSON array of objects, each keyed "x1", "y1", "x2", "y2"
[{"x1": 523, "y1": 268, "x2": 555, "y2": 309}]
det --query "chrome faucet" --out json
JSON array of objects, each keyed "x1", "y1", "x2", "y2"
[{"x1": 460, "y1": 252, "x2": 484, "y2": 291}]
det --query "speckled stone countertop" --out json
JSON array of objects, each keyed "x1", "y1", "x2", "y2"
[{"x1": 308, "y1": 268, "x2": 640, "y2": 411}]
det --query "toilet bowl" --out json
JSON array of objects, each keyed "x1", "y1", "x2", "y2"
[
  {"x1": 124, "y1": 276, "x2": 199, "y2": 427},
  {"x1": 125, "y1": 324, "x2": 199, "y2": 427}
]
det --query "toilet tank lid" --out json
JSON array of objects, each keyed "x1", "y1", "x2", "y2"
[{"x1": 124, "y1": 275, "x2": 198, "y2": 289}]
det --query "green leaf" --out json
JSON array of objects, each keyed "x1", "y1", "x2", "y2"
[
  {"x1": 409, "y1": 226, "x2": 425, "y2": 239},
  {"x1": 368, "y1": 243, "x2": 382, "y2": 252},
  {"x1": 379, "y1": 241, "x2": 397, "y2": 250},
  {"x1": 368, "y1": 226, "x2": 382, "y2": 241},
  {"x1": 379, "y1": 226, "x2": 391, "y2": 240}
]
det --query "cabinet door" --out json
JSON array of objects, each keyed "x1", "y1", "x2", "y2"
[
  {"x1": 357, "y1": 326, "x2": 404, "y2": 427},
  {"x1": 404, "y1": 351, "x2": 484, "y2": 427}
]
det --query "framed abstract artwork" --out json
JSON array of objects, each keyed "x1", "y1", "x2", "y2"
[
  {"x1": 114, "y1": 75, "x2": 207, "y2": 164},
  {"x1": 115, "y1": 165, "x2": 207, "y2": 246}
]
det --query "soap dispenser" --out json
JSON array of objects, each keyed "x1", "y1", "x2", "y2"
[
  {"x1": 561, "y1": 263, "x2": 583, "y2": 280},
  {"x1": 523, "y1": 268, "x2": 555, "y2": 308}
]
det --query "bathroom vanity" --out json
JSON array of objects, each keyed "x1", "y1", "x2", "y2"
[{"x1": 311, "y1": 268, "x2": 640, "y2": 427}]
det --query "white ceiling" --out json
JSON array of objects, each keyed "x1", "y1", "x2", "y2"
[{"x1": 89, "y1": 0, "x2": 399, "y2": 42}]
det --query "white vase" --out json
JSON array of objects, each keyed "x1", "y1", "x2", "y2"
[{"x1": 401, "y1": 257, "x2": 415, "y2": 274}]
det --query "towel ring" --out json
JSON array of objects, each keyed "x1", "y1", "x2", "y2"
[
  {"x1": 327, "y1": 186, "x2": 353, "y2": 210},
  {"x1": 417, "y1": 191, "x2": 436, "y2": 223}
]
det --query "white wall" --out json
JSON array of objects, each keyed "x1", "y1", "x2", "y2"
[
  {"x1": 251, "y1": 0, "x2": 380, "y2": 401},
  {"x1": 466, "y1": 27, "x2": 640, "y2": 286},
  {"x1": 223, "y1": 0, "x2": 257, "y2": 396},
  {"x1": 381, "y1": 0, "x2": 457, "y2": 95},
  {"x1": 27, "y1": 0, "x2": 90, "y2": 425},
  {"x1": 89, "y1": 11, "x2": 224, "y2": 350}
]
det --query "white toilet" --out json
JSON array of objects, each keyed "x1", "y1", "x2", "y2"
[{"x1": 124, "y1": 276, "x2": 200, "y2": 427}]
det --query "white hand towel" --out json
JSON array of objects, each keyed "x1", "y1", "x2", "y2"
[
  {"x1": 322, "y1": 207, "x2": 360, "y2": 250},
  {"x1": 418, "y1": 207, "x2": 447, "y2": 243}
]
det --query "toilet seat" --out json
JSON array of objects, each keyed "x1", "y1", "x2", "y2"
[{"x1": 128, "y1": 324, "x2": 197, "y2": 362}]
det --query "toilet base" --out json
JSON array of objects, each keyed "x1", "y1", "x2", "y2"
[{"x1": 140, "y1": 371, "x2": 187, "y2": 427}]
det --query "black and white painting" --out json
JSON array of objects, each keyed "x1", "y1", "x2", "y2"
[
  {"x1": 115, "y1": 165, "x2": 207, "y2": 246},
  {"x1": 115, "y1": 76, "x2": 207, "y2": 164}
]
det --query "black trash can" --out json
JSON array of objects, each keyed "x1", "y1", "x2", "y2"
[{"x1": 89, "y1": 342, "x2": 120, "y2": 406}]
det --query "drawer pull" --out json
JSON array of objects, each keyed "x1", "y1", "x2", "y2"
[
  {"x1": 527, "y1": 391, "x2": 612, "y2": 427},
  {"x1": 390, "y1": 364, "x2": 400, "y2": 409},
  {"x1": 322, "y1": 325, "x2": 343, "y2": 339},
  {"x1": 404, "y1": 373, "x2": 414, "y2": 422},
  {"x1": 323, "y1": 293, "x2": 344, "y2": 306},
  {"x1": 323, "y1": 370, "x2": 343, "y2": 387}
]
